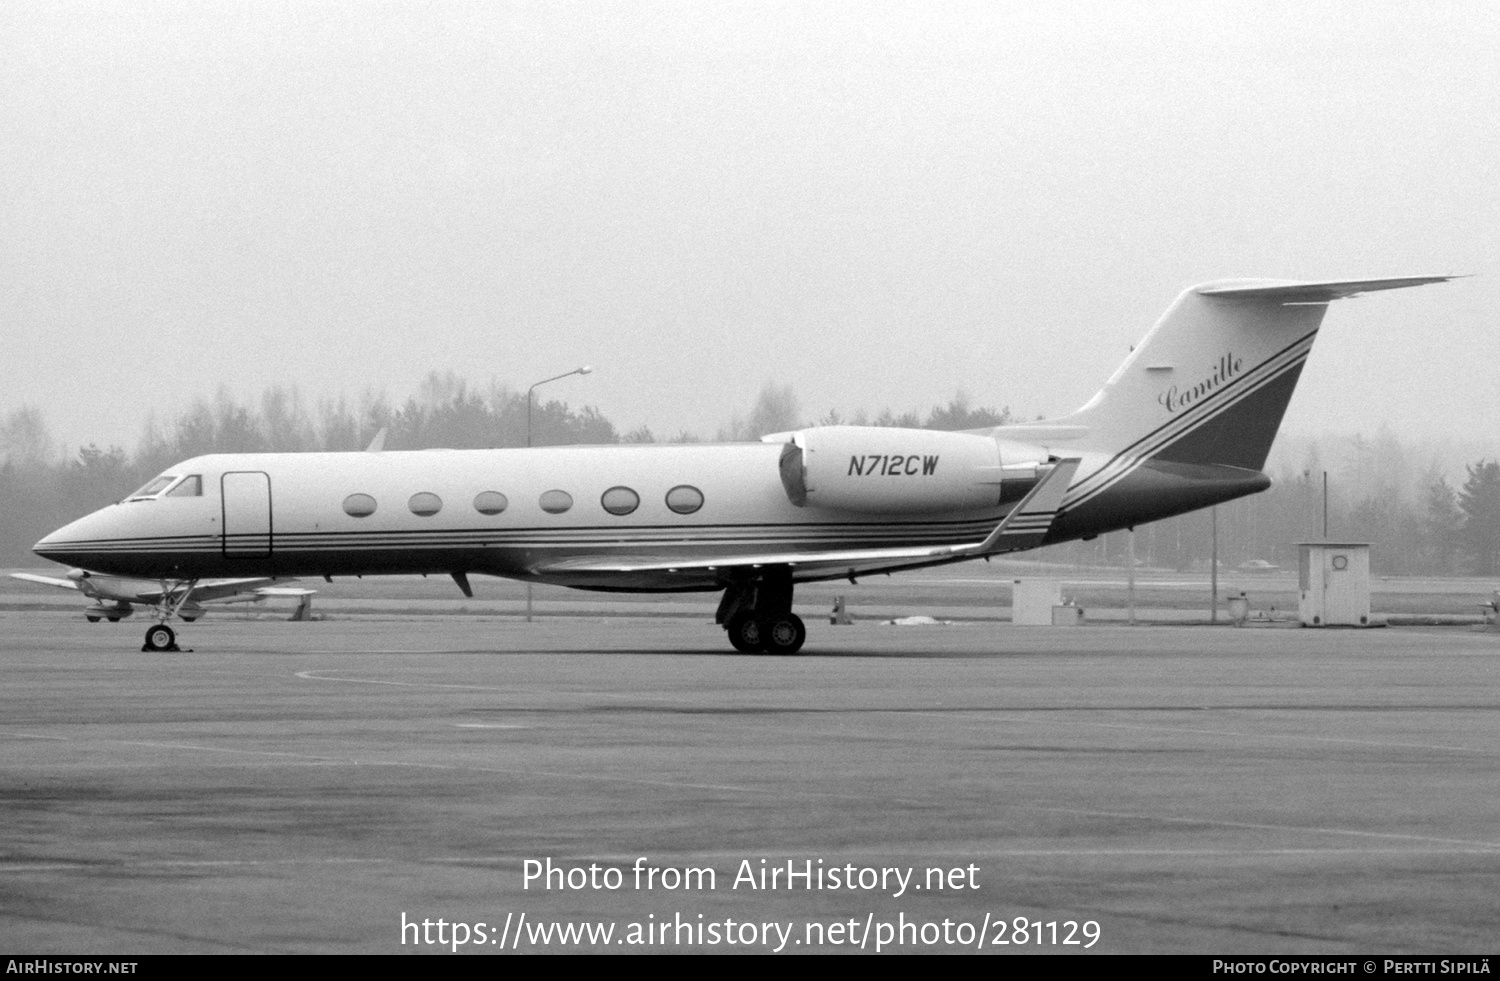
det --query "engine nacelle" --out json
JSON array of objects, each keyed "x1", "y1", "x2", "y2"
[{"x1": 773, "y1": 426, "x2": 1052, "y2": 514}]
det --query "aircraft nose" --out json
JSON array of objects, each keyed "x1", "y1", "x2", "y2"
[
  {"x1": 33, "y1": 503, "x2": 188, "y2": 578},
  {"x1": 32, "y1": 525, "x2": 74, "y2": 559},
  {"x1": 33, "y1": 509, "x2": 123, "y2": 569}
]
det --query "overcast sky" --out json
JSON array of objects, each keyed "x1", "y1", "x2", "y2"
[{"x1": 3, "y1": 1, "x2": 1495, "y2": 456}]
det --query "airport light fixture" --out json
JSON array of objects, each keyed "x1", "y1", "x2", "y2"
[
  {"x1": 527, "y1": 366, "x2": 593, "y2": 448},
  {"x1": 525, "y1": 365, "x2": 593, "y2": 621}
]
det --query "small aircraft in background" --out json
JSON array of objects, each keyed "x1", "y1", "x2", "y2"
[{"x1": 9, "y1": 569, "x2": 313, "y2": 625}]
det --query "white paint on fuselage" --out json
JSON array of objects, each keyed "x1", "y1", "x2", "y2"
[{"x1": 37, "y1": 443, "x2": 1100, "y2": 587}]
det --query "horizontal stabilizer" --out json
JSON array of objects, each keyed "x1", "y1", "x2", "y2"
[{"x1": 1197, "y1": 276, "x2": 1459, "y2": 304}]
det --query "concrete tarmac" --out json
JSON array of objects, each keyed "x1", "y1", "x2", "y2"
[{"x1": 1, "y1": 611, "x2": 1497, "y2": 954}]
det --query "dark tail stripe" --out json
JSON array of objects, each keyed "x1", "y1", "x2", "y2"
[
  {"x1": 1062, "y1": 342, "x2": 1312, "y2": 510},
  {"x1": 1065, "y1": 327, "x2": 1317, "y2": 502}
]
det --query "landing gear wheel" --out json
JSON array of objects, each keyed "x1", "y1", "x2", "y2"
[
  {"x1": 726, "y1": 614, "x2": 766, "y2": 654},
  {"x1": 86, "y1": 616, "x2": 100, "y2": 623},
  {"x1": 763, "y1": 614, "x2": 806, "y2": 655},
  {"x1": 106, "y1": 617, "x2": 121, "y2": 622},
  {"x1": 180, "y1": 616, "x2": 199, "y2": 623},
  {"x1": 144, "y1": 624, "x2": 176, "y2": 652}
]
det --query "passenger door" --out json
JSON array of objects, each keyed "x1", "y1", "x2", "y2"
[{"x1": 221, "y1": 471, "x2": 272, "y2": 559}]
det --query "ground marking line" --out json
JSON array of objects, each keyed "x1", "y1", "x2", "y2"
[
  {"x1": 1070, "y1": 718, "x2": 1492, "y2": 755},
  {"x1": 970, "y1": 847, "x2": 1500, "y2": 856},
  {"x1": 1029, "y1": 804, "x2": 1500, "y2": 850},
  {"x1": 12, "y1": 845, "x2": 1491, "y2": 878},
  {"x1": 114, "y1": 739, "x2": 346, "y2": 762},
  {"x1": 12, "y1": 731, "x2": 1494, "y2": 852},
  {"x1": 294, "y1": 669, "x2": 682, "y2": 702},
  {"x1": 293, "y1": 670, "x2": 531, "y2": 693},
  {"x1": 9, "y1": 731, "x2": 758, "y2": 795},
  {"x1": 0, "y1": 858, "x2": 384, "y2": 873}
]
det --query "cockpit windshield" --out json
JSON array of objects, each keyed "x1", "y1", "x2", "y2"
[
  {"x1": 127, "y1": 474, "x2": 204, "y2": 500},
  {"x1": 128, "y1": 476, "x2": 177, "y2": 499},
  {"x1": 166, "y1": 475, "x2": 203, "y2": 497}
]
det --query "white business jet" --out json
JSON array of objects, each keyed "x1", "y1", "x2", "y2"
[
  {"x1": 10, "y1": 568, "x2": 313, "y2": 628},
  {"x1": 33, "y1": 277, "x2": 1454, "y2": 654}
]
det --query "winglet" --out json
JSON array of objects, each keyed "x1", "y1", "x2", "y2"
[
  {"x1": 965, "y1": 458, "x2": 1080, "y2": 555},
  {"x1": 365, "y1": 428, "x2": 388, "y2": 453}
]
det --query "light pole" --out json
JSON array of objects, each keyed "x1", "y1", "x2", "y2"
[
  {"x1": 1323, "y1": 470, "x2": 1329, "y2": 539},
  {"x1": 1210, "y1": 505, "x2": 1218, "y2": 623},
  {"x1": 527, "y1": 366, "x2": 593, "y2": 448},
  {"x1": 525, "y1": 365, "x2": 593, "y2": 621}
]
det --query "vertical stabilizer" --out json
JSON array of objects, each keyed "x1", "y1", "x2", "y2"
[
  {"x1": 987, "y1": 277, "x2": 1455, "y2": 536},
  {"x1": 1052, "y1": 277, "x2": 1454, "y2": 472}
]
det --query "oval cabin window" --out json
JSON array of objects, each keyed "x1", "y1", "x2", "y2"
[
  {"x1": 343, "y1": 493, "x2": 377, "y2": 518},
  {"x1": 665, "y1": 485, "x2": 704, "y2": 515},
  {"x1": 409, "y1": 492, "x2": 443, "y2": 516},
  {"x1": 473, "y1": 491, "x2": 508, "y2": 515},
  {"x1": 601, "y1": 486, "x2": 640, "y2": 516},
  {"x1": 539, "y1": 490, "x2": 573, "y2": 514}
]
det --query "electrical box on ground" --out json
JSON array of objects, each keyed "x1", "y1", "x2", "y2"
[
  {"x1": 1013, "y1": 579, "x2": 1062, "y2": 625},
  {"x1": 1298, "y1": 543, "x2": 1371, "y2": 627}
]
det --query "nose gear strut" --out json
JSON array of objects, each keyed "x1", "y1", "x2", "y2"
[{"x1": 141, "y1": 579, "x2": 200, "y2": 651}]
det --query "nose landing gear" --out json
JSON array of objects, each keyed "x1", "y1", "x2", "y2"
[
  {"x1": 140, "y1": 578, "x2": 199, "y2": 651},
  {"x1": 143, "y1": 623, "x2": 178, "y2": 652}
]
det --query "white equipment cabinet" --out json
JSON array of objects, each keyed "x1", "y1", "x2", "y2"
[
  {"x1": 1012, "y1": 579, "x2": 1063, "y2": 626},
  {"x1": 1298, "y1": 543, "x2": 1372, "y2": 627}
]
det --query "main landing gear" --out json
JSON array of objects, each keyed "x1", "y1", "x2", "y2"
[{"x1": 717, "y1": 571, "x2": 807, "y2": 655}]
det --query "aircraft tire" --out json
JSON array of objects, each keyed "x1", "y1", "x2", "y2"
[
  {"x1": 86, "y1": 616, "x2": 101, "y2": 623},
  {"x1": 144, "y1": 624, "x2": 175, "y2": 652},
  {"x1": 763, "y1": 614, "x2": 806, "y2": 656},
  {"x1": 106, "y1": 617, "x2": 120, "y2": 622},
  {"x1": 180, "y1": 616, "x2": 199, "y2": 622},
  {"x1": 725, "y1": 614, "x2": 766, "y2": 654}
]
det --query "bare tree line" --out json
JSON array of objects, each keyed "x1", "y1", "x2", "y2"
[
  {"x1": 0, "y1": 373, "x2": 618, "y2": 566},
  {"x1": 3, "y1": 378, "x2": 1497, "y2": 576}
]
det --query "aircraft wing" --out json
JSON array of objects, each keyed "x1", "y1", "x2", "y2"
[
  {"x1": 9, "y1": 572, "x2": 81, "y2": 591},
  {"x1": 538, "y1": 459, "x2": 1081, "y2": 581},
  {"x1": 177, "y1": 578, "x2": 286, "y2": 603},
  {"x1": 540, "y1": 543, "x2": 978, "y2": 578},
  {"x1": 11, "y1": 572, "x2": 292, "y2": 604},
  {"x1": 198, "y1": 585, "x2": 316, "y2": 607}
]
